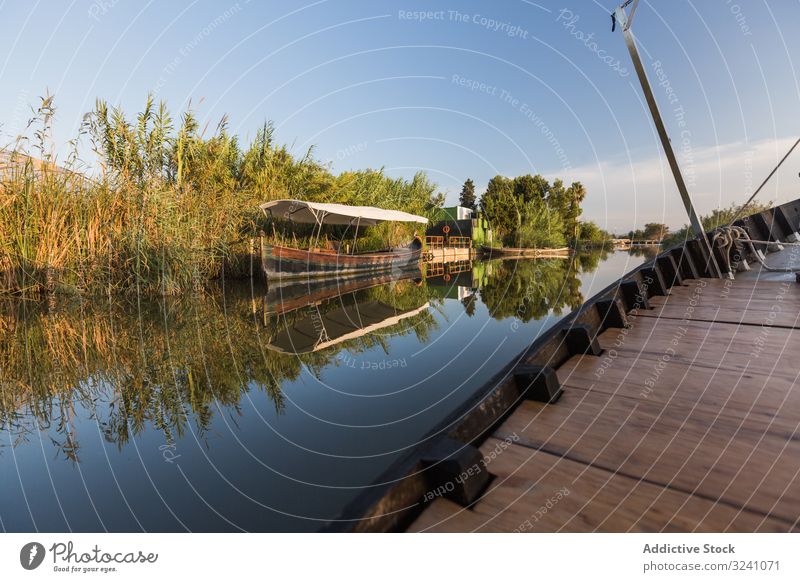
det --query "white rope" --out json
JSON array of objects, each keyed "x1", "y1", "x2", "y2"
[{"x1": 712, "y1": 225, "x2": 800, "y2": 273}]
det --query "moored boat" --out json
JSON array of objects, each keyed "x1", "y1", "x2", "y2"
[{"x1": 259, "y1": 200, "x2": 428, "y2": 280}]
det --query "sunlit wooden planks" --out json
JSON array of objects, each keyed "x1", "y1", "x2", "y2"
[
  {"x1": 410, "y1": 438, "x2": 792, "y2": 532},
  {"x1": 557, "y1": 353, "x2": 800, "y2": 431},
  {"x1": 491, "y1": 389, "x2": 800, "y2": 524},
  {"x1": 643, "y1": 279, "x2": 800, "y2": 327}
]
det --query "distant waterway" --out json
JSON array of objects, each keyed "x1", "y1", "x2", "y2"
[{"x1": 0, "y1": 249, "x2": 655, "y2": 531}]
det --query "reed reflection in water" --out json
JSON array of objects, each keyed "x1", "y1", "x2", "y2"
[{"x1": 0, "y1": 277, "x2": 436, "y2": 461}]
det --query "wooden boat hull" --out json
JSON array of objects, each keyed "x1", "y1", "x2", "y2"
[
  {"x1": 261, "y1": 238, "x2": 423, "y2": 280},
  {"x1": 264, "y1": 270, "x2": 422, "y2": 316}
]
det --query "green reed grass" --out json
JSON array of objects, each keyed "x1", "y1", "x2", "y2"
[{"x1": 0, "y1": 95, "x2": 442, "y2": 296}]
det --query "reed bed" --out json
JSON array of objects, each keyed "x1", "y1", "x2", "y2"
[{"x1": 0, "y1": 96, "x2": 441, "y2": 296}]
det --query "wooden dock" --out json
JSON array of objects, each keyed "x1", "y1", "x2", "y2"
[
  {"x1": 424, "y1": 235, "x2": 474, "y2": 264},
  {"x1": 411, "y1": 276, "x2": 800, "y2": 532},
  {"x1": 426, "y1": 247, "x2": 474, "y2": 263}
]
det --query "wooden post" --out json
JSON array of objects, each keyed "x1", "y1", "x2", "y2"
[{"x1": 259, "y1": 230, "x2": 266, "y2": 283}]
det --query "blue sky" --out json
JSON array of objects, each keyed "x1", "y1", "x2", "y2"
[{"x1": 1, "y1": 0, "x2": 798, "y2": 231}]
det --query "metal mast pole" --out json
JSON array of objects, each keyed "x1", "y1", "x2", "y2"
[{"x1": 612, "y1": 1, "x2": 721, "y2": 277}]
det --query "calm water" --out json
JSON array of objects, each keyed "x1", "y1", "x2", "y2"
[{"x1": 0, "y1": 249, "x2": 655, "y2": 532}]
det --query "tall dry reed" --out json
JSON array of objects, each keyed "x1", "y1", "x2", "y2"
[{"x1": 0, "y1": 95, "x2": 442, "y2": 296}]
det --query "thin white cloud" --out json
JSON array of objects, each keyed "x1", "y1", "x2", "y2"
[{"x1": 548, "y1": 136, "x2": 799, "y2": 233}]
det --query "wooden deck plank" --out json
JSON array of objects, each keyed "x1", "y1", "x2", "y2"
[
  {"x1": 652, "y1": 287, "x2": 800, "y2": 306},
  {"x1": 557, "y1": 353, "x2": 800, "y2": 429},
  {"x1": 659, "y1": 278, "x2": 798, "y2": 295},
  {"x1": 641, "y1": 306, "x2": 800, "y2": 328},
  {"x1": 597, "y1": 318, "x2": 800, "y2": 372},
  {"x1": 409, "y1": 440, "x2": 792, "y2": 532},
  {"x1": 648, "y1": 280, "x2": 798, "y2": 306},
  {"x1": 642, "y1": 279, "x2": 800, "y2": 327},
  {"x1": 599, "y1": 343, "x2": 797, "y2": 380},
  {"x1": 491, "y1": 387, "x2": 800, "y2": 523}
]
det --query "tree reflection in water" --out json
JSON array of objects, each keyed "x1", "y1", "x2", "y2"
[
  {"x1": 478, "y1": 250, "x2": 610, "y2": 321},
  {"x1": 479, "y1": 257, "x2": 581, "y2": 321},
  {"x1": 627, "y1": 245, "x2": 661, "y2": 260}
]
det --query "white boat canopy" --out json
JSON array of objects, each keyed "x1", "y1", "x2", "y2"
[
  {"x1": 266, "y1": 302, "x2": 430, "y2": 354},
  {"x1": 260, "y1": 199, "x2": 428, "y2": 226}
]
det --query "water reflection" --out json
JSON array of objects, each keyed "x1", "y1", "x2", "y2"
[
  {"x1": 0, "y1": 293, "x2": 287, "y2": 461},
  {"x1": 262, "y1": 272, "x2": 436, "y2": 356},
  {"x1": 627, "y1": 245, "x2": 661, "y2": 259},
  {"x1": 0, "y1": 251, "x2": 620, "y2": 457},
  {"x1": 480, "y1": 255, "x2": 586, "y2": 321},
  {"x1": 0, "y1": 275, "x2": 440, "y2": 460},
  {"x1": 0, "y1": 249, "x2": 647, "y2": 530}
]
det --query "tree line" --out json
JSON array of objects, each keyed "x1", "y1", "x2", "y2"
[
  {"x1": 457, "y1": 175, "x2": 612, "y2": 248},
  {"x1": 625, "y1": 223, "x2": 670, "y2": 242}
]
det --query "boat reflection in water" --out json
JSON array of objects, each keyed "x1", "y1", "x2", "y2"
[{"x1": 261, "y1": 270, "x2": 431, "y2": 355}]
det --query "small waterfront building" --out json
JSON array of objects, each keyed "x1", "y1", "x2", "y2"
[{"x1": 426, "y1": 206, "x2": 493, "y2": 247}]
